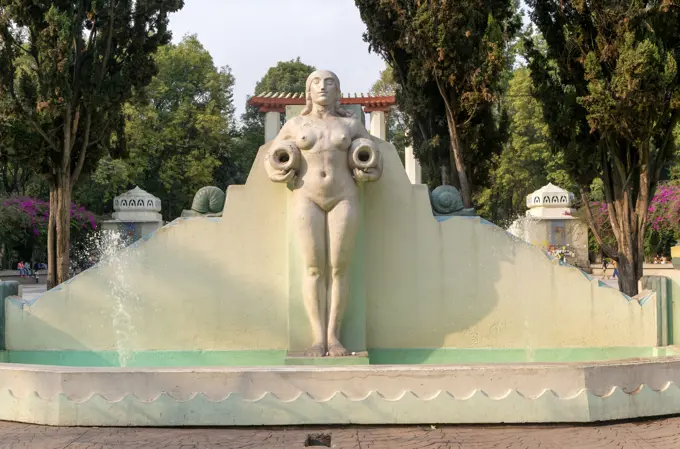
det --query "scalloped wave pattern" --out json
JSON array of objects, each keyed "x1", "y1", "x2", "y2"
[{"x1": 1, "y1": 383, "x2": 680, "y2": 426}]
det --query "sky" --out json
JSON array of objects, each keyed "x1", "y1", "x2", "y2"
[{"x1": 168, "y1": 0, "x2": 387, "y2": 116}]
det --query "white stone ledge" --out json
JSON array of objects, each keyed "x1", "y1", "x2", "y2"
[{"x1": 2, "y1": 356, "x2": 680, "y2": 425}]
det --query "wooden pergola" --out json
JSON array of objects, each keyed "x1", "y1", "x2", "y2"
[{"x1": 247, "y1": 92, "x2": 396, "y2": 113}]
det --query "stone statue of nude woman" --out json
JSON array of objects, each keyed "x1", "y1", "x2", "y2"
[{"x1": 264, "y1": 70, "x2": 382, "y2": 357}]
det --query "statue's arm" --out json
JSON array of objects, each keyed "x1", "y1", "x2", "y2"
[
  {"x1": 264, "y1": 120, "x2": 301, "y2": 183},
  {"x1": 348, "y1": 120, "x2": 382, "y2": 182}
]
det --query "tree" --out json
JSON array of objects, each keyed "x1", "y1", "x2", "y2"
[
  {"x1": 0, "y1": 0, "x2": 184, "y2": 287},
  {"x1": 477, "y1": 67, "x2": 574, "y2": 227},
  {"x1": 73, "y1": 156, "x2": 131, "y2": 216},
  {"x1": 122, "y1": 34, "x2": 236, "y2": 220},
  {"x1": 525, "y1": 0, "x2": 680, "y2": 295},
  {"x1": 233, "y1": 58, "x2": 316, "y2": 179},
  {"x1": 356, "y1": 0, "x2": 521, "y2": 207},
  {"x1": 0, "y1": 79, "x2": 41, "y2": 195}
]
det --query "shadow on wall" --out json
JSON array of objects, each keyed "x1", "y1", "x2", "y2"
[
  {"x1": 361, "y1": 141, "x2": 509, "y2": 358},
  {"x1": 362, "y1": 139, "x2": 645, "y2": 361}
]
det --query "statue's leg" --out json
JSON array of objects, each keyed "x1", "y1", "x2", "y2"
[
  {"x1": 326, "y1": 198, "x2": 359, "y2": 357},
  {"x1": 295, "y1": 195, "x2": 328, "y2": 357}
]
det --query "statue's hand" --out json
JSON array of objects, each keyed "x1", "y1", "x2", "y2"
[
  {"x1": 265, "y1": 141, "x2": 301, "y2": 183},
  {"x1": 353, "y1": 167, "x2": 381, "y2": 182},
  {"x1": 268, "y1": 169, "x2": 297, "y2": 183},
  {"x1": 349, "y1": 138, "x2": 382, "y2": 183}
]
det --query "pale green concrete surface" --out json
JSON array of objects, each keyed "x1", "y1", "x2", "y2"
[
  {"x1": 2, "y1": 140, "x2": 660, "y2": 354},
  {"x1": 0, "y1": 347, "x2": 676, "y2": 367},
  {"x1": 0, "y1": 281, "x2": 20, "y2": 350}
]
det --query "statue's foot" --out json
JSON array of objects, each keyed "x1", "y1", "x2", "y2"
[
  {"x1": 327, "y1": 341, "x2": 349, "y2": 357},
  {"x1": 304, "y1": 342, "x2": 326, "y2": 358}
]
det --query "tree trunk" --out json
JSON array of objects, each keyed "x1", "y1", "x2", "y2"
[
  {"x1": 617, "y1": 249, "x2": 638, "y2": 295},
  {"x1": 47, "y1": 187, "x2": 57, "y2": 289},
  {"x1": 446, "y1": 112, "x2": 473, "y2": 208},
  {"x1": 55, "y1": 174, "x2": 71, "y2": 285},
  {"x1": 434, "y1": 78, "x2": 473, "y2": 208},
  {"x1": 46, "y1": 173, "x2": 72, "y2": 288}
]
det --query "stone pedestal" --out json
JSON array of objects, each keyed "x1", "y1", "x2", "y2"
[{"x1": 284, "y1": 352, "x2": 369, "y2": 365}]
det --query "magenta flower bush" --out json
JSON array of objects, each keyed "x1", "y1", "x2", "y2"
[
  {"x1": 647, "y1": 184, "x2": 680, "y2": 234},
  {"x1": 0, "y1": 196, "x2": 99, "y2": 266},
  {"x1": 2, "y1": 196, "x2": 97, "y2": 237},
  {"x1": 587, "y1": 183, "x2": 680, "y2": 259}
]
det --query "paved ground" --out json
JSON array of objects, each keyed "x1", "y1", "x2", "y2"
[{"x1": 2, "y1": 417, "x2": 680, "y2": 448}]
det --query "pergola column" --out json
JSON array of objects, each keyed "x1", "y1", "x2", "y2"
[
  {"x1": 264, "y1": 111, "x2": 281, "y2": 143},
  {"x1": 404, "y1": 136, "x2": 422, "y2": 184},
  {"x1": 369, "y1": 110, "x2": 387, "y2": 140}
]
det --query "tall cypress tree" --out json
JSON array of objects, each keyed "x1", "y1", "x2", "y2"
[{"x1": 525, "y1": 0, "x2": 680, "y2": 295}]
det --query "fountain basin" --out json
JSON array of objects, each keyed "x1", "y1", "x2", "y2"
[
  {"x1": 0, "y1": 346, "x2": 678, "y2": 367},
  {"x1": 2, "y1": 352, "x2": 680, "y2": 426}
]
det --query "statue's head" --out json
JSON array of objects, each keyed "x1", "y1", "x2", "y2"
[{"x1": 300, "y1": 70, "x2": 353, "y2": 117}]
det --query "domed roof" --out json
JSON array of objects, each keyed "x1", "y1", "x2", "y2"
[
  {"x1": 111, "y1": 186, "x2": 162, "y2": 223},
  {"x1": 526, "y1": 183, "x2": 574, "y2": 209},
  {"x1": 113, "y1": 186, "x2": 161, "y2": 213}
]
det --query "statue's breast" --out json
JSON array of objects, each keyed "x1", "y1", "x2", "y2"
[
  {"x1": 330, "y1": 129, "x2": 350, "y2": 149},
  {"x1": 296, "y1": 130, "x2": 317, "y2": 150},
  {"x1": 295, "y1": 117, "x2": 352, "y2": 152}
]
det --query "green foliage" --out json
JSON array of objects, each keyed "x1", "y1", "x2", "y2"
[
  {"x1": 73, "y1": 157, "x2": 131, "y2": 216},
  {"x1": 525, "y1": 0, "x2": 680, "y2": 294},
  {"x1": 233, "y1": 58, "x2": 316, "y2": 180},
  {"x1": 116, "y1": 35, "x2": 237, "y2": 220},
  {"x1": 254, "y1": 58, "x2": 313, "y2": 94},
  {"x1": 670, "y1": 125, "x2": 680, "y2": 182},
  {"x1": 0, "y1": 0, "x2": 185, "y2": 182},
  {"x1": 0, "y1": 0, "x2": 185, "y2": 283},
  {"x1": 477, "y1": 67, "x2": 574, "y2": 227},
  {"x1": 356, "y1": 0, "x2": 521, "y2": 203},
  {"x1": 370, "y1": 66, "x2": 397, "y2": 96}
]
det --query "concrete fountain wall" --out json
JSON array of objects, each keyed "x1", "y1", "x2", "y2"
[
  {"x1": 2, "y1": 139, "x2": 680, "y2": 426},
  {"x1": 3, "y1": 139, "x2": 661, "y2": 357}
]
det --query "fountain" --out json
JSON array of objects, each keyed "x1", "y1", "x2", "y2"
[{"x1": 1, "y1": 70, "x2": 680, "y2": 426}]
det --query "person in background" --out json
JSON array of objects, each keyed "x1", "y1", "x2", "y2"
[
  {"x1": 601, "y1": 258, "x2": 609, "y2": 280},
  {"x1": 17, "y1": 261, "x2": 24, "y2": 277},
  {"x1": 612, "y1": 260, "x2": 619, "y2": 280}
]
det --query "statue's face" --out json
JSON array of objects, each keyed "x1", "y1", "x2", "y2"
[{"x1": 308, "y1": 70, "x2": 338, "y2": 107}]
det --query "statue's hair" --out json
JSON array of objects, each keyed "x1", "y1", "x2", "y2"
[{"x1": 300, "y1": 70, "x2": 354, "y2": 118}]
